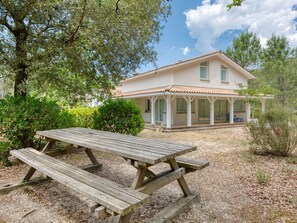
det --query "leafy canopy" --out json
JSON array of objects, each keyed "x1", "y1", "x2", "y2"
[
  {"x1": 225, "y1": 31, "x2": 261, "y2": 71},
  {"x1": 0, "y1": 0, "x2": 170, "y2": 99}
]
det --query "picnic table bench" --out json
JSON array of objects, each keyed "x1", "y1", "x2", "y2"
[{"x1": 2, "y1": 127, "x2": 209, "y2": 223}]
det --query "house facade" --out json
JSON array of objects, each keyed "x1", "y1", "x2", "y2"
[{"x1": 115, "y1": 51, "x2": 267, "y2": 129}]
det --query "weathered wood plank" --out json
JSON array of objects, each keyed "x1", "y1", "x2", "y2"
[
  {"x1": 36, "y1": 128, "x2": 197, "y2": 165},
  {"x1": 137, "y1": 168, "x2": 186, "y2": 195},
  {"x1": 168, "y1": 159, "x2": 191, "y2": 197},
  {"x1": 147, "y1": 193, "x2": 200, "y2": 223},
  {"x1": 0, "y1": 176, "x2": 49, "y2": 194},
  {"x1": 175, "y1": 157, "x2": 209, "y2": 172},
  {"x1": 0, "y1": 164, "x2": 100, "y2": 194},
  {"x1": 11, "y1": 149, "x2": 148, "y2": 215},
  {"x1": 21, "y1": 149, "x2": 148, "y2": 204},
  {"x1": 94, "y1": 206, "x2": 110, "y2": 218}
]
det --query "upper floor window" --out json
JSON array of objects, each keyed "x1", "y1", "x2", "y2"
[
  {"x1": 200, "y1": 61, "x2": 208, "y2": 80},
  {"x1": 221, "y1": 65, "x2": 228, "y2": 82}
]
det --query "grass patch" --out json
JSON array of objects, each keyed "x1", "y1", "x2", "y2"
[
  {"x1": 242, "y1": 151, "x2": 258, "y2": 163},
  {"x1": 285, "y1": 156, "x2": 297, "y2": 164},
  {"x1": 255, "y1": 169, "x2": 271, "y2": 185}
]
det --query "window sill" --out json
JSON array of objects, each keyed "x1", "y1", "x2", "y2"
[
  {"x1": 200, "y1": 78, "x2": 210, "y2": 81},
  {"x1": 221, "y1": 81, "x2": 229, "y2": 83}
]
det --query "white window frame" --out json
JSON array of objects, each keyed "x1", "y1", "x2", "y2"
[
  {"x1": 176, "y1": 98, "x2": 195, "y2": 113},
  {"x1": 221, "y1": 65, "x2": 228, "y2": 82},
  {"x1": 200, "y1": 61, "x2": 209, "y2": 80},
  {"x1": 234, "y1": 100, "x2": 245, "y2": 112}
]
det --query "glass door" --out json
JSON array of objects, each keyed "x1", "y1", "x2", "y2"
[
  {"x1": 198, "y1": 99, "x2": 210, "y2": 123},
  {"x1": 214, "y1": 100, "x2": 228, "y2": 121},
  {"x1": 155, "y1": 99, "x2": 165, "y2": 122}
]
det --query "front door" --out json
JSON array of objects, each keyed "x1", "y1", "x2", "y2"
[{"x1": 155, "y1": 99, "x2": 165, "y2": 123}]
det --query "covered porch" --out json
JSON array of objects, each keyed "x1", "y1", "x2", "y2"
[{"x1": 116, "y1": 85, "x2": 268, "y2": 129}]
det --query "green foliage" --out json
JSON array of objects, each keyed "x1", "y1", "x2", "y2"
[
  {"x1": 255, "y1": 169, "x2": 271, "y2": 184},
  {"x1": 93, "y1": 99, "x2": 144, "y2": 135},
  {"x1": 0, "y1": 141, "x2": 11, "y2": 164},
  {"x1": 68, "y1": 107, "x2": 97, "y2": 128},
  {"x1": 225, "y1": 32, "x2": 262, "y2": 70},
  {"x1": 0, "y1": 0, "x2": 170, "y2": 98},
  {"x1": 247, "y1": 105, "x2": 297, "y2": 156},
  {"x1": 285, "y1": 156, "x2": 297, "y2": 164},
  {"x1": 242, "y1": 151, "x2": 258, "y2": 163},
  {"x1": 0, "y1": 96, "x2": 76, "y2": 162},
  {"x1": 227, "y1": 0, "x2": 245, "y2": 10}
]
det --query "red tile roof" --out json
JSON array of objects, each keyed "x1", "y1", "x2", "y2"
[{"x1": 114, "y1": 85, "x2": 239, "y2": 97}]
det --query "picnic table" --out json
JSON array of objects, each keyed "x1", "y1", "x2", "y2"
[{"x1": 3, "y1": 127, "x2": 209, "y2": 223}]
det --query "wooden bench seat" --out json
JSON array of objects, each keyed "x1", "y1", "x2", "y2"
[
  {"x1": 10, "y1": 148, "x2": 149, "y2": 216},
  {"x1": 175, "y1": 157, "x2": 209, "y2": 173}
]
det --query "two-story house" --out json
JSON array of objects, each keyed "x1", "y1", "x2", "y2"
[{"x1": 115, "y1": 51, "x2": 267, "y2": 129}]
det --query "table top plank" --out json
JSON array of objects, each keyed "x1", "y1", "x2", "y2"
[
  {"x1": 45, "y1": 129, "x2": 180, "y2": 156},
  {"x1": 37, "y1": 128, "x2": 196, "y2": 165}
]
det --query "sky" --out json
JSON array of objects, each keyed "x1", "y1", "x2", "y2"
[{"x1": 139, "y1": 0, "x2": 297, "y2": 72}]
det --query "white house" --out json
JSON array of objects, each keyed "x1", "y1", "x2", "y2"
[{"x1": 115, "y1": 51, "x2": 267, "y2": 129}]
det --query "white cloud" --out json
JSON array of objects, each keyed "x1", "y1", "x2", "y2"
[
  {"x1": 184, "y1": 0, "x2": 297, "y2": 52},
  {"x1": 181, "y1": 46, "x2": 191, "y2": 55}
]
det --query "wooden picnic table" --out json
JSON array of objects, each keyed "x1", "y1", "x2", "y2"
[{"x1": 5, "y1": 127, "x2": 208, "y2": 223}]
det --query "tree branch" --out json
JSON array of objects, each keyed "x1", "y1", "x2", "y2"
[
  {"x1": 65, "y1": 0, "x2": 87, "y2": 44},
  {"x1": 115, "y1": 0, "x2": 120, "y2": 13}
]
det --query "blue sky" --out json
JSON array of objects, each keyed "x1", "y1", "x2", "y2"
[{"x1": 139, "y1": 0, "x2": 297, "y2": 72}]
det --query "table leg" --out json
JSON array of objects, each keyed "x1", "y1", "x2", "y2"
[
  {"x1": 85, "y1": 148, "x2": 99, "y2": 165},
  {"x1": 131, "y1": 166, "x2": 147, "y2": 189},
  {"x1": 41, "y1": 141, "x2": 55, "y2": 152},
  {"x1": 118, "y1": 166, "x2": 148, "y2": 223},
  {"x1": 168, "y1": 158, "x2": 191, "y2": 196},
  {"x1": 22, "y1": 141, "x2": 56, "y2": 182}
]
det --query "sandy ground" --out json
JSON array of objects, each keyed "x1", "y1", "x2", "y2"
[{"x1": 0, "y1": 127, "x2": 296, "y2": 223}]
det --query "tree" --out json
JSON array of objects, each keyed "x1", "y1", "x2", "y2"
[
  {"x1": 0, "y1": 0, "x2": 170, "y2": 97},
  {"x1": 261, "y1": 35, "x2": 294, "y2": 106},
  {"x1": 225, "y1": 32, "x2": 262, "y2": 71}
]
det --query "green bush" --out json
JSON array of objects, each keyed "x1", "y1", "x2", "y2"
[
  {"x1": 247, "y1": 105, "x2": 297, "y2": 156},
  {"x1": 0, "y1": 96, "x2": 76, "y2": 162},
  {"x1": 93, "y1": 99, "x2": 144, "y2": 135},
  {"x1": 68, "y1": 107, "x2": 97, "y2": 128}
]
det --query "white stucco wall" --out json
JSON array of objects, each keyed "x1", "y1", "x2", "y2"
[
  {"x1": 122, "y1": 69, "x2": 173, "y2": 93},
  {"x1": 172, "y1": 58, "x2": 247, "y2": 89},
  {"x1": 122, "y1": 57, "x2": 249, "y2": 93}
]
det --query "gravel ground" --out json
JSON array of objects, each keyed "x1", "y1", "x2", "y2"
[{"x1": 0, "y1": 127, "x2": 296, "y2": 223}]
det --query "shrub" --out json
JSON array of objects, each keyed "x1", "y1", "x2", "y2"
[
  {"x1": 247, "y1": 106, "x2": 297, "y2": 156},
  {"x1": 0, "y1": 96, "x2": 76, "y2": 162},
  {"x1": 255, "y1": 169, "x2": 271, "y2": 185},
  {"x1": 68, "y1": 107, "x2": 97, "y2": 128},
  {"x1": 93, "y1": 98, "x2": 144, "y2": 135}
]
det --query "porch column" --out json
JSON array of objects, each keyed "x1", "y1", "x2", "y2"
[
  {"x1": 261, "y1": 98, "x2": 266, "y2": 113},
  {"x1": 149, "y1": 96, "x2": 157, "y2": 125},
  {"x1": 166, "y1": 95, "x2": 172, "y2": 128},
  {"x1": 187, "y1": 96, "x2": 191, "y2": 127},
  {"x1": 208, "y1": 97, "x2": 217, "y2": 126},
  {"x1": 183, "y1": 96, "x2": 194, "y2": 127},
  {"x1": 246, "y1": 102, "x2": 251, "y2": 122},
  {"x1": 228, "y1": 98, "x2": 235, "y2": 124}
]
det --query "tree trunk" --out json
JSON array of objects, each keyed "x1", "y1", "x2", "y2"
[{"x1": 14, "y1": 27, "x2": 28, "y2": 97}]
